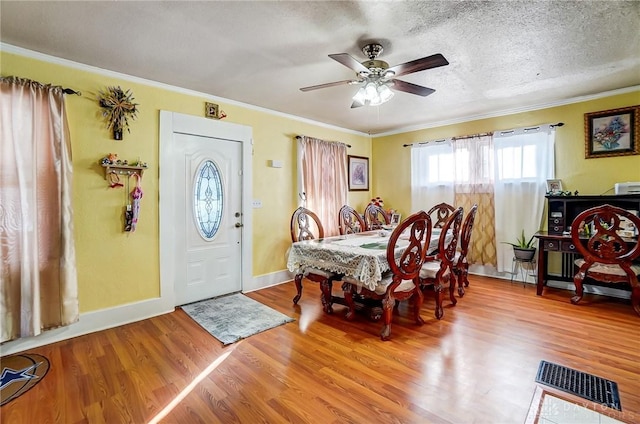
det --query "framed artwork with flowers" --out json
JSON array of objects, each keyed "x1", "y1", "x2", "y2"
[{"x1": 584, "y1": 105, "x2": 639, "y2": 158}]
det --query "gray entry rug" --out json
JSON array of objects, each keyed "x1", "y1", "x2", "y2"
[{"x1": 181, "y1": 293, "x2": 295, "y2": 345}]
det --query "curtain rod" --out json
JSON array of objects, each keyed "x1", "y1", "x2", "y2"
[
  {"x1": 295, "y1": 135, "x2": 351, "y2": 148},
  {"x1": 402, "y1": 122, "x2": 564, "y2": 147},
  {"x1": 1, "y1": 76, "x2": 82, "y2": 96}
]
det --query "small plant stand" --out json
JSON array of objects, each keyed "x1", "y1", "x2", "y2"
[{"x1": 511, "y1": 256, "x2": 537, "y2": 287}]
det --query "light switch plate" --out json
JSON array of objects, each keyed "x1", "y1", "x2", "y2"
[{"x1": 252, "y1": 199, "x2": 262, "y2": 208}]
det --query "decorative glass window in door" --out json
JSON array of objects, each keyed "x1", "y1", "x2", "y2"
[{"x1": 193, "y1": 159, "x2": 223, "y2": 240}]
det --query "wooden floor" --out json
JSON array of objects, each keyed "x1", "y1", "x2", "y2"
[{"x1": 2, "y1": 275, "x2": 639, "y2": 423}]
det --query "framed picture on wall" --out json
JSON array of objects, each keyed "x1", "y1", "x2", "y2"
[
  {"x1": 348, "y1": 155, "x2": 369, "y2": 191},
  {"x1": 584, "y1": 105, "x2": 639, "y2": 158}
]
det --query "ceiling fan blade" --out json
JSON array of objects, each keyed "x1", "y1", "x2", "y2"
[
  {"x1": 350, "y1": 100, "x2": 365, "y2": 109},
  {"x1": 387, "y1": 53, "x2": 449, "y2": 77},
  {"x1": 300, "y1": 80, "x2": 356, "y2": 92},
  {"x1": 328, "y1": 53, "x2": 370, "y2": 74},
  {"x1": 391, "y1": 80, "x2": 436, "y2": 97}
]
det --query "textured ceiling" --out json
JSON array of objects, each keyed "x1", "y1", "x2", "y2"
[{"x1": 1, "y1": 1, "x2": 639, "y2": 135}]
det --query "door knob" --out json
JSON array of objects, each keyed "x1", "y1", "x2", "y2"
[{"x1": 235, "y1": 223, "x2": 243, "y2": 228}]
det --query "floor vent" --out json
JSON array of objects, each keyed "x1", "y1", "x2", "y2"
[{"x1": 535, "y1": 360, "x2": 621, "y2": 411}]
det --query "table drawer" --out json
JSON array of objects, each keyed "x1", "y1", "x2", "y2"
[
  {"x1": 561, "y1": 241, "x2": 578, "y2": 252},
  {"x1": 543, "y1": 240, "x2": 561, "y2": 251}
]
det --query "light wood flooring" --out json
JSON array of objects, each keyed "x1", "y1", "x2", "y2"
[{"x1": 1, "y1": 275, "x2": 639, "y2": 423}]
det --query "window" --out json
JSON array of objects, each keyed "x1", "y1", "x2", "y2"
[{"x1": 193, "y1": 159, "x2": 223, "y2": 240}]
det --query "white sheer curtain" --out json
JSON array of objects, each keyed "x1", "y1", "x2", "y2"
[
  {"x1": 0, "y1": 76, "x2": 78, "y2": 342},
  {"x1": 410, "y1": 141, "x2": 454, "y2": 212},
  {"x1": 297, "y1": 136, "x2": 348, "y2": 236},
  {"x1": 493, "y1": 127, "x2": 556, "y2": 272}
]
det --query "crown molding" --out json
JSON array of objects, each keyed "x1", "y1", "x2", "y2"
[{"x1": 0, "y1": 43, "x2": 368, "y2": 137}]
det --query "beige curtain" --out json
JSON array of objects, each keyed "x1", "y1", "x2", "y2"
[
  {"x1": 297, "y1": 136, "x2": 348, "y2": 236},
  {"x1": 452, "y1": 135, "x2": 497, "y2": 267},
  {"x1": 0, "y1": 76, "x2": 78, "y2": 342}
]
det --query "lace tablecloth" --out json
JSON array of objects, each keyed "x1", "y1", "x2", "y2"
[{"x1": 286, "y1": 230, "x2": 443, "y2": 291}]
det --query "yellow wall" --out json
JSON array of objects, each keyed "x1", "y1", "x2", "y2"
[
  {"x1": 2, "y1": 51, "x2": 370, "y2": 313},
  {"x1": 373, "y1": 91, "x2": 640, "y2": 218}
]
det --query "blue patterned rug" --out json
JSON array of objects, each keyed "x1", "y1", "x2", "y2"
[{"x1": 181, "y1": 293, "x2": 295, "y2": 345}]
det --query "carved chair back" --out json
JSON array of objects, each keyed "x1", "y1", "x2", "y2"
[
  {"x1": 338, "y1": 205, "x2": 366, "y2": 235},
  {"x1": 427, "y1": 202, "x2": 457, "y2": 229},
  {"x1": 290, "y1": 206, "x2": 324, "y2": 242},
  {"x1": 387, "y1": 211, "x2": 433, "y2": 283},
  {"x1": 364, "y1": 204, "x2": 391, "y2": 231},
  {"x1": 570, "y1": 204, "x2": 640, "y2": 273},
  {"x1": 458, "y1": 204, "x2": 478, "y2": 259}
]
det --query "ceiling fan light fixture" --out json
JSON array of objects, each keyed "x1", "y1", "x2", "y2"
[
  {"x1": 364, "y1": 82, "x2": 378, "y2": 100},
  {"x1": 378, "y1": 84, "x2": 394, "y2": 103},
  {"x1": 352, "y1": 87, "x2": 367, "y2": 106},
  {"x1": 353, "y1": 81, "x2": 394, "y2": 106}
]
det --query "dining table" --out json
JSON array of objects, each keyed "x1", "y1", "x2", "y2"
[{"x1": 286, "y1": 228, "x2": 446, "y2": 315}]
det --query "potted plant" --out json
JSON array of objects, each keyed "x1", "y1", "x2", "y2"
[
  {"x1": 98, "y1": 86, "x2": 139, "y2": 140},
  {"x1": 503, "y1": 229, "x2": 537, "y2": 261}
]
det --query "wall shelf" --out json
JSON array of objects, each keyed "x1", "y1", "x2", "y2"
[{"x1": 101, "y1": 163, "x2": 146, "y2": 180}]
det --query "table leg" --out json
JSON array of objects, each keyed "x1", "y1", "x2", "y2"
[
  {"x1": 292, "y1": 273, "x2": 303, "y2": 304},
  {"x1": 536, "y1": 247, "x2": 547, "y2": 295},
  {"x1": 342, "y1": 283, "x2": 357, "y2": 321},
  {"x1": 320, "y1": 279, "x2": 334, "y2": 314}
]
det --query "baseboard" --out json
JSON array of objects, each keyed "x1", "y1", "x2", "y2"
[
  {"x1": 467, "y1": 265, "x2": 631, "y2": 300},
  {"x1": 243, "y1": 269, "x2": 293, "y2": 293}
]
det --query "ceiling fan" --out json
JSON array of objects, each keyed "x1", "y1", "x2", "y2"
[{"x1": 300, "y1": 43, "x2": 449, "y2": 108}]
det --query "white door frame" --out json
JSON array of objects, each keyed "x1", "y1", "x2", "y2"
[{"x1": 159, "y1": 111, "x2": 253, "y2": 307}]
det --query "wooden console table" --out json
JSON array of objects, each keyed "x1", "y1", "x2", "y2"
[
  {"x1": 535, "y1": 194, "x2": 640, "y2": 295},
  {"x1": 533, "y1": 231, "x2": 578, "y2": 295}
]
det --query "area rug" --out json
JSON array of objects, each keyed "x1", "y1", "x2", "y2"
[
  {"x1": 1, "y1": 353, "x2": 50, "y2": 406},
  {"x1": 181, "y1": 293, "x2": 295, "y2": 345},
  {"x1": 535, "y1": 360, "x2": 621, "y2": 411}
]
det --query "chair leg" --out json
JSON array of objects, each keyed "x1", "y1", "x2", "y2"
[
  {"x1": 631, "y1": 286, "x2": 640, "y2": 317},
  {"x1": 413, "y1": 290, "x2": 425, "y2": 326},
  {"x1": 463, "y1": 263, "x2": 470, "y2": 288},
  {"x1": 571, "y1": 267, "x2": 587, "y2": 305},
  {"x1": 434, "y1": 285, "x2": 444, "y2": 320},
  {"x1": 455, "y1": 269, "x2": 466, "y2": 298},
  {"x1": 293, "y1": 273, "x2": 303, "y2": 304},
  {"x1": 448, "y1": 274, "x2": 458, "y2": 306},
  {"x1": 380, "y1": 294, "x2": 394, "y2": 341}
]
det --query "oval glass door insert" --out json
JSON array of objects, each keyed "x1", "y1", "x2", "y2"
[{"x1": 193, "y1": 159, "x2": 223, "y2": 240}]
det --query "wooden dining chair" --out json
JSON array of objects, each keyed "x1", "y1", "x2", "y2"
[
  {"x1": 419, "y1": 207, "x2": 464, "y2": 319},
  {"x1": 342, "y1": 211, "x2": 432, "y2": 341},
  {"x1": 338, "y1": 205, "x2": 366, "y2": 235},
  {"x1": 570, "y1": 204, "x2": 640, "y2": 316},
  {"x1": 452, "y1": 204, "x2": 478, "y2": 297},
  {"x1": 364, "y1": 204, "x2": 391, "y2": 231},
  {"x1": 290, "y1": 206, "x2": 341, "y2": 310},
  {"x1": 427, "y1": 202, "x2": 457, "y2": 229}
]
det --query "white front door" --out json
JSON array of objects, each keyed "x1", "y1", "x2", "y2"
[
  {"x1": 160, "y1": 111, "x2": 252, "y2": 307},
  {"x1": 172, "y1": 133, "x2": 243, "y2": 305}
]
